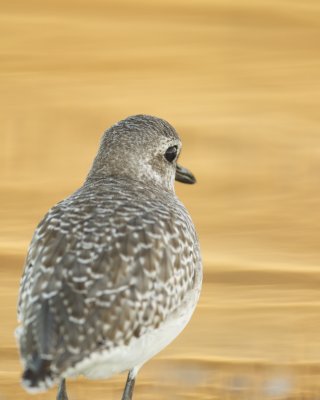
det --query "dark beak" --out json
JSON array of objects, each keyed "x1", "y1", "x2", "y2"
[{"x1": 175, "y1": 164, "x2": 196, "y2": 184}]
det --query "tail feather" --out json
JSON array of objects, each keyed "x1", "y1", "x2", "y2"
[
  {"x1": 22, "y1": 357, "x2": 53, "y2": 393},
  {"x1": 20, "y1": 299, "x2": 58, "y2": 392}
]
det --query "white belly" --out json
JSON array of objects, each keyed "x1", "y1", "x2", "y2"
[{"x1": 65, "y1": 288, "x2": 199, "y2": 380}]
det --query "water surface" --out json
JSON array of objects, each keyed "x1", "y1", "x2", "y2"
[{"x1": 1, "y1": 1, "x2": 320, "y2": 398}]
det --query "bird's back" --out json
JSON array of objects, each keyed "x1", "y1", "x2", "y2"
[{"x1": 17, "y1": 177, "x2": 202, "y2": 391}]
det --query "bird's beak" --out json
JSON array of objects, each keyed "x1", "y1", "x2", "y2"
[{"x1": 175, "y1": 164, "x2": 196, "y2": 184}]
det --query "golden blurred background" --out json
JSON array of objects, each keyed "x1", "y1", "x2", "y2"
[{"x1": 1, "y1": 0, "x2": 320, "y2": 399}]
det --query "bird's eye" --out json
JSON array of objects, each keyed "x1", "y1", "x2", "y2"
[{"x1": 164, "y1": 146, "x2": 178, "y2": 163}]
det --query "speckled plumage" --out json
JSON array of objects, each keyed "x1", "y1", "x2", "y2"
[{"x1": 16, "y1": 115, "x2": 202, "y2": 395}]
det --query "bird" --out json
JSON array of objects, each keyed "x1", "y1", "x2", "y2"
[{"x1": 16, "y1": 114, "x2": 202, "y2": 400}]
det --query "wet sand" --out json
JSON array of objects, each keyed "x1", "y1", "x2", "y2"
[{"x1": 1, "y1": 0, "x2": 320, "y2": 398}]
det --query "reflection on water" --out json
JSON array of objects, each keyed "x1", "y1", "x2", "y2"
[{"x1": 1, "y1": 0, "x2": 320, "y2": 398}]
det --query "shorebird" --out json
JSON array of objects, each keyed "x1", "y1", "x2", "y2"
[{"x1": 16, "y1": 114, "x2": 202, "y2": 399}]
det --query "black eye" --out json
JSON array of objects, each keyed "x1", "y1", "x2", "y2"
[{"x1": 164, "y1": 146, "x2": 178, "y2": 163}]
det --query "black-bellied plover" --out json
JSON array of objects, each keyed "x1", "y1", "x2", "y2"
[{"x1": 16, "y1": 114, "x2": 202, "y2": 399}]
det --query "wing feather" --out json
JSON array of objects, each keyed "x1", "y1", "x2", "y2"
[{"x1": 17, "y1": 186, "x2": 200, "y2": 388}]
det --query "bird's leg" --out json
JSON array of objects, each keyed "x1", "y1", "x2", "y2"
[
  {"x1": 121, "y1": 367, "x2": 139, "y2": 400},
  {"x1": 56, "y1": 378, "x2": 69, "y2": 400}
]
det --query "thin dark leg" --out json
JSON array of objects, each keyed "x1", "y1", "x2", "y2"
[
  {"x1": 121, "y1": 368, "x2": 139, "y2": 400},
  {"x1": 56, "y1": 378, "x2": 69, "y2": 400}
]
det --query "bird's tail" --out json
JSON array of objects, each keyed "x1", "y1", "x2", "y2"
[
  {"x1": 18, "y1": 298, "x2": 59, "y2": 392},
  {"x1": 22, "y1": 357, "x2": 55, "y2": 393}
]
